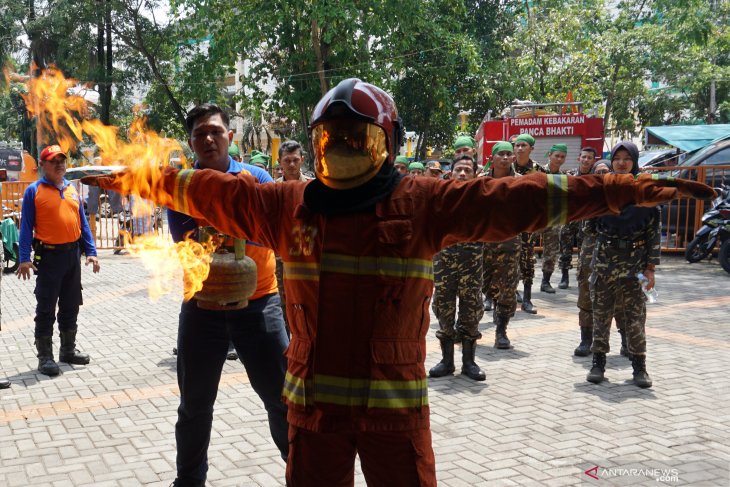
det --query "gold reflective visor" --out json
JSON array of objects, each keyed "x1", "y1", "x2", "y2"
[{"x1": 311, "y1": 121, "x2": 389, "y2": 189}]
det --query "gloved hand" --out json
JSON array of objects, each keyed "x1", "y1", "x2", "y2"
[
  {"x1": 632, "y1": 173, "x2": 716, "y2": 206},
  {"x1": 80, "y1": 169, "x2": 128, "y2": 189}
]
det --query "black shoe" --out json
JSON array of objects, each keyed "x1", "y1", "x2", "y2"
[
  {"x1": 0, "y1": 378, "x2": 10, "y2": 389},
  {"x1": 59, "y1": 330, "x2": 90, "y2": 365},
  {"x1": 170, "y1": 479, "x2": 205, "y2": 487},
  {"x1": 226, "y1": 351, "x2": 239, "y2": 360},
  {"x1": 172, "y1": 347, "x2": 178, "y2": 355},
  {"x1": 521, "y1": 285, "x2": 537, "y2": 314},
  {"x1": 631, "y1": 355, "x2": 652, "y2": 388},
  {"x1": 461, "y1": 339, "x2": 486, "y2": 381},
  {"x1": 587, "y1": 352, "x2": 606, "y2": 383},
  {"x1": 35, "y1": 337, "x2": 60, "y2": 376},
  {"x1": 558, "y1": 269, "x2": 569, "y2": 289},
  {"x1": 483, "y1": 295, "x2": 493, "y2": 311},
  {"x1": 515, "y1": 290, "x2": 523, "y2": 303},
  {"x1": 574, "y1": 327, "x2": 593, "y2": 357},
  {"x1": 540, "y1": 272, "x2": 556, "y2": 294},
  {"x1": 494, "y1": 315, "x2": 512, "y2": 349},
  {"x1": 429, "y1": 339, "x2": 456, "y2": 378}
]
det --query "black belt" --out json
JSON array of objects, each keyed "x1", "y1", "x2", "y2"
[
  {"x1": 598, "y1": 236, "x2": 646, "y2": 250},
  {"x1": 41, "y1": 241, "x2": 80, "y2": 251}
]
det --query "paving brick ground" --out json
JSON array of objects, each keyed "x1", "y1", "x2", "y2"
[{"x1": 1, "y1": 251, "x2": 729, "y2": 486}]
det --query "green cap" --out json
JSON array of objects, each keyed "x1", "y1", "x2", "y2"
[
  {"x1": 249, "y1": 154, "x2": 269, "y2": 168},
  {"x1": 408, "y1": 162, "x2": 425, "y2": 171},
  {"x1": 547, "y1": 143, "x2": 568, "y2": 156},
  {"x1": 492, "y1": 141, "x2": 514, "y2": 155},
  {"x1": 454, "y1": 135, "x2": 475, "y2": 150},
  {"x1": 514, "y1": 134, "x2": 535, "y2": 146},
  {"x1": 228, "y1": 143, "x2": 240, "y2": 157},
  {"x1": 395, "y1": 155, "x2": 409, "y2": 165}
]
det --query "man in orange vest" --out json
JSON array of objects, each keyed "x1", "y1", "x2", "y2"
[{"x1": 85, "y1": 79, "x2": 713, "y2": 486}]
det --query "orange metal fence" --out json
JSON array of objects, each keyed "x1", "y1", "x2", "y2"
[{"x1": 1, "y1": 181, "x2": 172, "y2": 250}]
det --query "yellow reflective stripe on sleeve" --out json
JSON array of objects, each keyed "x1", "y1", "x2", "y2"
[
  {"x1": 282, "y1": 372, "x2": 429, "y2": 409},
  {"x1": 320, "y1": 254, "x2": 434, "y2": 280},
  {"x1": 282, "y1": 371, "x2": 310, "y2": 406},
  {"x1": 546, "y1": 174, "x2": 569, "y2": 226},
  {"x1": 174, "y1": 169, "x2": 195, "y2": 215},
  {"x1": 283, "y1": 261, "x2": 320, "y2": 281}
]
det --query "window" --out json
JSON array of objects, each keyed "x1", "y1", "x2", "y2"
[{"x1": 704, "y1": 147, "x2": 730, "y2": 165}]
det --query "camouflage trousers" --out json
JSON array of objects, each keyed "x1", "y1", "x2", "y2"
[
  {"x1": 433, "y1": 243, "x2": 484, "y2": 341},
  {"x1": 577, "y1": 234, "x2": 627, "y2": 331},
  {"x1": 559, "y1": 221, "x2": 583, "y2": 271},
  {"x1": 519, "y1": 232, "x2": 537, "y2": 286},
  {"x1": 541, "y1": 225, "x2": 562, "y2": 274},
  {"x1": 589, "y1": 244, "x2": 647, "y2": 356},
  {"x1": 483, "y1": 242, "x2": 520, "y2": 319}
]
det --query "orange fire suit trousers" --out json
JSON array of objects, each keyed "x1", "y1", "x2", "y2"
[{"x1": 286, "y1": 425, "x2": 436, "y2": 487}]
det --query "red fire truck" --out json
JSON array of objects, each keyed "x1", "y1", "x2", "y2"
[{"x1": 475, "y1": 102, "x2": 605, "y2": 171}]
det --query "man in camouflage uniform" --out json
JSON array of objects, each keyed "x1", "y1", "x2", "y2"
[
  {"x1": 482, "y1": 142, "x2": 521, "y2": 349},
  {"x1": 558, "y1": 147, "x2": 597, "y2": 289},
  {"x1": 512, "y1": 133, "x2": 546, "y2": 313},
  {"x1": 540, "y1": 144, "x2": 568, "y2": 294},
  {"x1": 588, "y1": 142, "x2": 658, "y2": 388},
  {"x1": 430, "y1": 154, "x2": 486, "y2": 381},
  {"x1": 574, "y1": 161, "x2": 631, "y2": 357}
]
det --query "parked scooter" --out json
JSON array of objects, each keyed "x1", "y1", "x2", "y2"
[
  {"x1": 685, "y1": 185, "x2": 730, "y2": 264},
  {"x1": 1, "y1": 206, "x2": 20, "y2": 274}
]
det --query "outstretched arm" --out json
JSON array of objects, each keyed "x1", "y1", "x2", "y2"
[
  {"x1": 428, "y1": 172, "x2": 713, "y2": 249},
  {"x1": 83, "y1": 167, "x2": 282, "y2": 249}
]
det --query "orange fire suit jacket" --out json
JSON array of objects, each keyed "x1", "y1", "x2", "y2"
[{"x1": 95, "y1": 168, "x2": 698, "y2": 433}]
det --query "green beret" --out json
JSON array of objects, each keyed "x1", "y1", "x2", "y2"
[
  {"x1": 454, "y1": 135, "x2": 475, "y2": 150},
  {"x1": 395, "y1": 155, "x2": 409, "y2": 165},
  {"x1": 514, "y1": 134, "x2": 535, "y2": 146},
  {"x1": 228, "y1": 143, "x2": 240, "y2": 157},
  {"x1": 547, "y1": 143, "x2": 568, "y2": 155},
  {"x1": 492, "y1": 141, "x2": 514, "y2": 155},
  {"x1": 408, "y1": 162, "x2": 425, "y2": 171}
]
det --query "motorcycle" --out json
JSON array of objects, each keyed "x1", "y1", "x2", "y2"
[
  {"x1": 2, "y1": 205, "x2": 20, "y2": 274},
  {"x1": 685, "y1": 185, "x2": 730, "y2": 264}
]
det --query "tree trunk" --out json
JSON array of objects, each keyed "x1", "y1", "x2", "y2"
[
  {"x1": 311, "y1": 19, "x2": 329, "y2": 95},
  {"x1": 101, "y1": 0, "x2": 113, "y2": 125}
]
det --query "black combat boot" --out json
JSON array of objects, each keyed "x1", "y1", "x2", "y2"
[
  {"x1": 631, "y1": 355, "x2": 652, "y2": 388},
  {"x1": 35, "y1": 337, "x2": 60, "y2": 376},
  {"x1": 521, "y1": 285, "x2": 537, "y2": 314},
  {"x1": 586, "y1": 352, "x2": 606, "y2": 384},
  {"x1": 483, "y1": 295, "x2": 493, "y2": 311},
  {"x1": 0, "y1": 378, "x2": 10, "y2": 389},
  {"x1": 461, "y1": 339, "x2": 486, "y2": 381},
  {"x1": 574, "y1": 327, "x2": 592, "y2": 357},
  {"x1": 540, "y1": 272, "x2": 556, "y2": 293},
  {"x1": 618, "y1": 329, "x2": 632, "y2": 359},
  {"x1": 59, "y1": 329, "x2": 90, "y2": 365},
  {"x1": 494, "y1": 315, "x2": 512, "y2": 349},
  {"x1": 429, "y1": 339, "x2": 455, "y2": 377},
  {"x1": 558, "y1": 269, "x2": 569, "y2": 289}
]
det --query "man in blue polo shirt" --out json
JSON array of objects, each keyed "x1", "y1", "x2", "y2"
[{"x1": 168, "y1": 104, "x2": 289, "y2": 487}]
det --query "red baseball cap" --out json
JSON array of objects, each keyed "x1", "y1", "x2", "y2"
[{"x1": 40, "y1": 145, "x2": 67, "y2": 162}]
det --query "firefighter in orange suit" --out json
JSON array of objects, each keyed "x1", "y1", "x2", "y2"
[{"x1": 85, "y1": 79, "x2": 713, "y2": 487}]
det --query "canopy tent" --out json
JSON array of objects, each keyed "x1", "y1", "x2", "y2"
[{"x1": 645, "y1": 125, "x2": 730, "y2": 152}]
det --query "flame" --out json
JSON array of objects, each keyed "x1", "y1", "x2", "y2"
[
  {"x1": 20, "y1": 66, "x2": 213, "y2": 299},
  {"x1": 126, "y1": 235, "x2": 216, "y2": 301}
]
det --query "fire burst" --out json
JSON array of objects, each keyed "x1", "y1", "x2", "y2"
[{"x1": 20, "y1": 66, "x2": 213, "y2": 300}]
